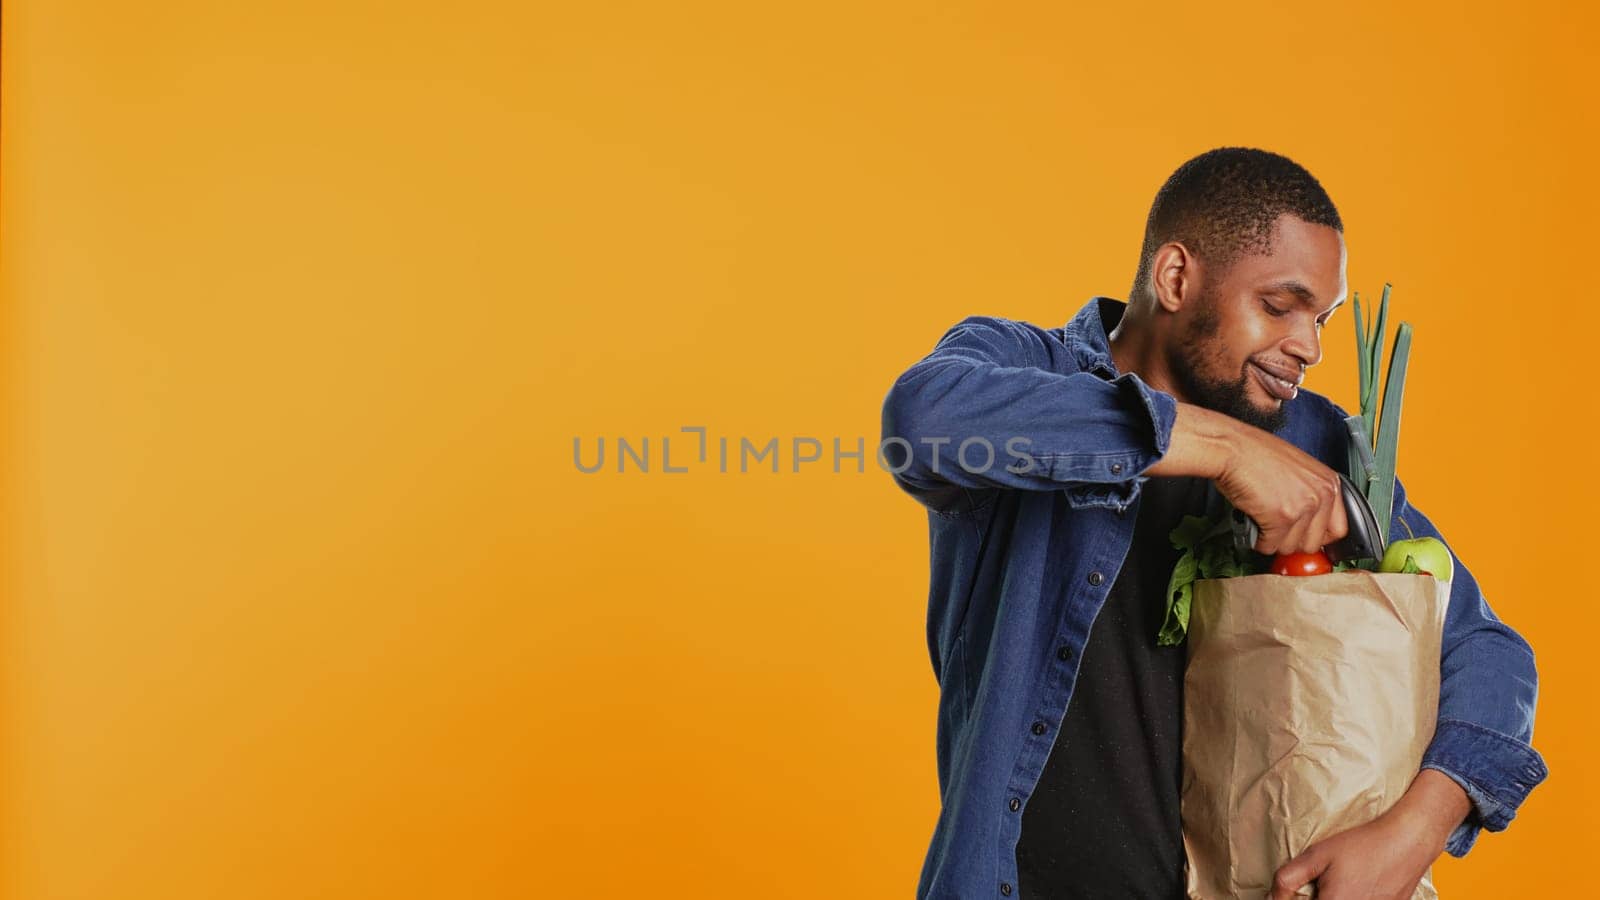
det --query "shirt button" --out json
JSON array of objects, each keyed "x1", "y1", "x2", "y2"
[
  {"x1": 1110, "y1": 462, "x2": 1124, "y2": 474},
  {"x1": 1031, "y1": 721, "x2": 1046, "y2": 735},
  {"x1": 1057, "y1": 646, "x2": 1072, "y2": 661},
  {"x1": 1001, "y1": 883, "x2": 1013, "y2": 896},
  {"x1": 1009, "y1": 797, "x2": 1021, "y2": 812},
  {"x1": 1088, "y1": 571, "x2": 1104, "y2": 586}
]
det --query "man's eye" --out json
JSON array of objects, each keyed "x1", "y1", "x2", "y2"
[{"x1": 1261, "y1": 299, "x2": 1289, "y2": 317}]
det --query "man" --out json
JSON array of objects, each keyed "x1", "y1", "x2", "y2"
[{"x1": 881, "y1": 147, "x2": 1546, "y2": 899}]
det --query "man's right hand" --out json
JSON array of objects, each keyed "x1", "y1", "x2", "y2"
[{"x1": 1149, "y1": 402, "x2": 1349, "y2": 556}]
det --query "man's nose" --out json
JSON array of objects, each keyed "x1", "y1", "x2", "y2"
[{"x1": 1283, "y1": 319, "x2": 1323, "y2": 369}]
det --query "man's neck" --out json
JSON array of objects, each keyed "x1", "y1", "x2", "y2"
[{"x1": 1107, "y1": 302, "x2": 1187, "y2": 402}]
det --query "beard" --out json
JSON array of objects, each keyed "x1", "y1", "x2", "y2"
[{"x1": 1169, "y1": 297, "x2": 1289, "y2": 433}]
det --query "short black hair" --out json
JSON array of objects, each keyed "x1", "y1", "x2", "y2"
[{"x1": 1130, "y1": 147, "x2": 1342, "y2": 301}]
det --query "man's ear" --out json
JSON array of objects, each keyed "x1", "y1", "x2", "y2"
[{"x1": 1151, "y1": 241, "x2": 1199, "y2": 314}]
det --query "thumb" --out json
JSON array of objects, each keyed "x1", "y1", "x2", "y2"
[{"x1": 1271, "y1": 844, "x2": 1330, "y2": 900}]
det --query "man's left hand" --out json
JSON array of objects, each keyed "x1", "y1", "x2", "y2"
[{"x1": 1269, "y1": 769, "x2": 1472, "y2": 900}]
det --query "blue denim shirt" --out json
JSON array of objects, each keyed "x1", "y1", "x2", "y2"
[{"x1": 881, "y1": 297, "x2": 1548, "y2": 900}]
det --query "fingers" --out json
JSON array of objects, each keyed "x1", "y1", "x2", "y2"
[
  {"x1": 1253, "y1": 519, "x2": 1283, "y2": 556},
  {"x1": 1293, "y1": 471, "x2": 1346, "y2": 555},
  {"x1": 1256, "y1": 513, "x2": 1300, "y2": 557},
  {"x1": 1258, "y1": 471, "x2": 1341, "y2": 556},
  {"x1": 1216, "y1": 429, "x2": 1352, "y2": 557},
  {"x1": 1273, "y1": 511, "x2": 1309, "y2": 557},
  {"x1": 1301, "y1": 475, "x2": 1338, "y2": 554},
  {"x1": 1283, "y1": 489, "x2": 1323, "y2": 556},
  {"x1": 1326, "y1": 477, "x2": 1350, "y2": 544},
  {"x1": 1271, "y1": 844, "x2": 1329, "y2": 900}
]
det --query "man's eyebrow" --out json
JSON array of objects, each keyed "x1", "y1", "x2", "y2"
[
  {"x1": 1264, "y1": 280, "x2": 1318, "y2": 304},
  {"x1": 1264, "y1": 279, "x2": 1347, "y2": 316}
]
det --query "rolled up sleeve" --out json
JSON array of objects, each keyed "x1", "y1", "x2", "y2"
[{"x1": 1422, "y1": 719, "x2": 1549, "y2": 856}]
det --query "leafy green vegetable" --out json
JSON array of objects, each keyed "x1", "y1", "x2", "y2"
[
  {"x1": 1350, "y1": 283, "x2": 1413, "y2": 547},
  {"x1": 1168, "y1": 513, "x2": 1213, "y2": 552},
  {"x1": 1158, "y1": 514, "x2": 1252, "y2": 646},
  {"x1": 1369, "y1": 321, "x2": 1412, "y2": 534},
  {"x1": 1344, "y1": 415, "x2": 1376, "y2": 496},
  {"x1": 1196, "y1": 538, "x2": 1248, "y2": 580},
  {"x1": 1158, "y1": 551, "x2": 1198, "y2": 647},
  {"x1": 1399, "y1": 555, "x2": 1424, "y2": 575},
  {"x1": 1366, "y1": 285, "x2": 1389, "y2": 442}
]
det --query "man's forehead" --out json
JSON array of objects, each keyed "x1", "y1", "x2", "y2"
[{"x1": 1235, "y1": 220, "x2": 1348, "y2": 308}]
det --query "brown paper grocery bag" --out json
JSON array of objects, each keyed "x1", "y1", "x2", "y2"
[{"x1": 1181, "y1": 571, "x2": 1450, "y2": 900}]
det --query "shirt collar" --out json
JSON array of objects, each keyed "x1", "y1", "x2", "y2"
[{"x1": 1063, "y1": 296, "x2": 1127, "y2": 379}]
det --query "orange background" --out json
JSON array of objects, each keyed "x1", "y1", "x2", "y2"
[{"x1": 3, "y1": 1, "x2": 1595, "y2": 897}]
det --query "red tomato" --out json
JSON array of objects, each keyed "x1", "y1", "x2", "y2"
[{"x1": 1271, "y1": 550, "x2": 1333, "y2": 577}]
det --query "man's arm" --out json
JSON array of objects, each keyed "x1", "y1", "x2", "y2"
[
  {"x1": 882, "y1": 317, "x2": 1350, "y2": 554},
  {"x1": 1394, "y1": 476, "x2": 1547, "y2": 855},
  {"x1": 1273, "y1": 473, "x2": 1548, "y2": 898},
  {"x1": 1151, "y1": 403, "x2": 1350, "y2": 556},
  {"x1": 880, "y1": 316, "x2": 1178, "y2": 514},
  {"x1": 1270, "y1": 769, "x2": 1473, "y2": 900},
  {"x1": 1306, "y1": 397, "x2": 1547, "y2": 852}
]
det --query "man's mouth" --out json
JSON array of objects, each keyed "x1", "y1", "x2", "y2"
[{"x1": 1249, "y1": 362, "x2": 1299, "y2": 402}]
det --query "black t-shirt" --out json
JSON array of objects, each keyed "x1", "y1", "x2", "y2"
[{"x1": 1015, "y1": 475, "x2": 1211, "y2": 899}]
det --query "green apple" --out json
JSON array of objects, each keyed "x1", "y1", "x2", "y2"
[{"x1": 1378, "y1": 537, "x2": 1453, "y2": 581}]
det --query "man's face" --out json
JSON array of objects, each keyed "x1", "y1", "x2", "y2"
[{"x1": 1167, "y1": 214, "x2": 1348, "y2": 432}]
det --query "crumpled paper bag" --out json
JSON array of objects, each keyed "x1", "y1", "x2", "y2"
[{"x1": 1182, "y1": 571, "x2": 1450, "y2": 899}]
